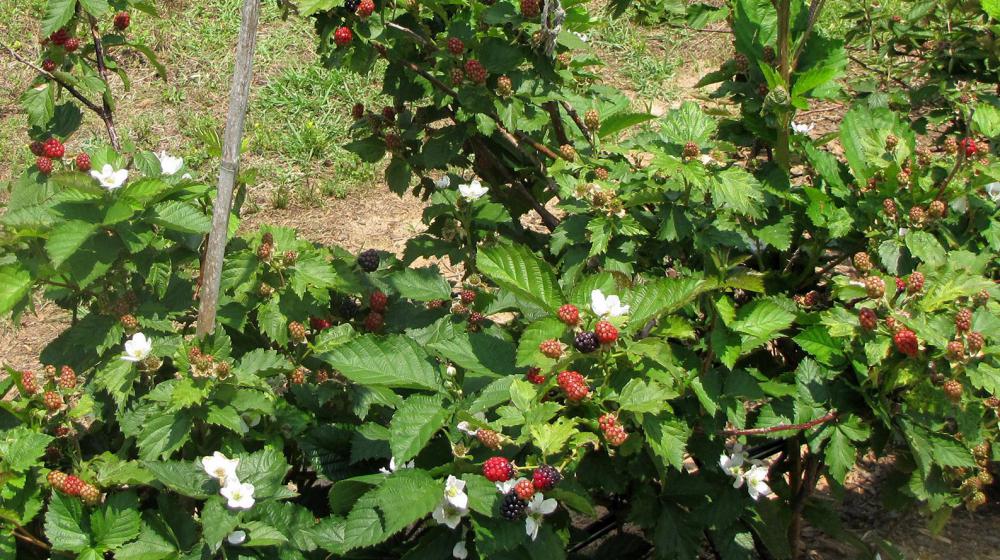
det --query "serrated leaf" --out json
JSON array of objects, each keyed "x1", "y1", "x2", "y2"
[
  {"x1": 42, "y1": 0, "x2": 78, "y2": 34},
  {"x1": 530, "y1": 417, "x2": 579, "y2": 456},
  {"x1": 79, "y1": 0, "x2": 109, "y2": 16},
  {"x1": 136, "y1": 410, "x2": 192, "y2": 461},
  {"x1": 91, "y1": 492, "x2": 141, "y2": 551},
  {"x1": 150, "y1": 200, "x2": 211, "y2": 234},
  {"x1": 387, "y1": 267, "x2": 452, "y2": 301},
  {"x1": 201, "y1": 497, "x2": 239, "y2": 551},
  {"x1": 468, "y1": 376, "x2": 514, "y2": 414},
  {"x1": 45, "y1": 493, "x2": 90, "y2": 552},
  {"x1": 618, "y1": 379, "x2": 677, "y2": 414},
  {"x1": 142, "y1": 461, "x2": 214, "y2": 499},
  {"x1": 429, "y1": 332, "x2": 516, "y2": 375},
  {"x1": 22, "y1": 84, "x2": 55, "y2": 127},
  {"x1": 389, "y1": 395, "x2": 449, "y2": 463},
  {"x1": 238, "y1": 348, "x2": 291, "y2": 378},
  {"x1": 372, "y1": 470, "x2": 441, "y2": 534},
  {"x1": 626, "y1": 277, "x2": 713, "y2": 333},
  {"x1": 904, "y1": 231, "x2": 946, "y2": 268},
  {"x1": 236, "y1": 446, "x2": 292, "y2": 499},
  {"x1": 660, "y1": 101, "x2": 717, "y2": 145},
  {"x1": 642, "y1": 414, "x2": 689, "y2": 470},
  {"x1": 711, "y1": 168, "x2": 764, "y2": 218},
  {"x1": 477, "y1": 242, "x2": 563, "y2": 312},
  {"x1": 319, "y1": 334, "x2": 442, "y2": 390},
  {"x1": 599, "y1": 112, "x2": 656, "y2": 139},
  {"x1": 0, "y1": 264, "x2": 33, "y2": 316},
  {"x1": 515, "y1": 317, "x2": 566, "y2": 367},
  {"x1": 731, "y1": 300, "x2": 795, "y2": 348},
  {"x1": 114, "y1": 520, "x2": 177, "y2": 560},
  {"x1": 793, "y1": 326, "x2": 842, "y2": 365},
  {"x1": 0, "y1": 427, "x2": 54, "y2": 472}
]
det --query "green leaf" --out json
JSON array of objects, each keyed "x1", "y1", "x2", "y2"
[
  {"x1": 618, "y1": 379, "x2": 677, "y2": 414},
  {"x1": 711, "y1": 167, "x2": 764, "y2": 218},
  {"x1": 236, "y1": 446, "x2": 292, "y2": 499},
  {"x1": 626, "y1": 277, "x2": 713, "y2": 333},
  {"x1": 45, "y1": 493, "x2": 90, "y2": 552},
  {"x1": 793, "y1": 326, "x2": 842, "y2": 365},
  {"x1": 295, "y1": 0, "x2": 339, "y2": 16},
  {"x1": 115, "y1": 520, "x2": 177, "y2": 560},
  {"x1": 429, "y1": 332, "x2": 517, "y2": 375},
  {"x1": 150, "y1": 201, "x2": 211, "y2": 234},
  {"x1": 319, "y1": 334, "x2": 442, "y2": 391},
  {"x1": 642, "y1": 414, "x2": 689, "y2": 470},
  {"x1": 973, "y1": 102, "x2": 1000, "y2": 137},
  {"x1": 22, "y1": 84, "x2": 56, "y2": 127},
  {"x1": 984, "y1": 0, "x2": 1000, "y2": 19},
  {"x1": 79, "y1": 0, "x2": 109, "y2": 16},
  {"x1": 142, "y1": 461, "x2": 214, "y2": 498},
  {"x1": 42, "y1": 0, "x2": 78, "y2": 33},
  {"x1": 136, "y1": 410, "x2": 193, "y2": 461},
  {"x1": 904, "y1": 231, "x2": 946, "y2": 268},
  {"x1": 91, "y1": 492, "x2": 141, "y2": 551},
  {"x1": 477, "y1": 242, "x2": 563, "y2": 312},
  {"x1": 0, "y1": 264, "x2": 33, "y2": 316},
  {"x1": 731, "y1": 299, "x2": 795, "y2": 348},
  {"x1": 46, "y1": 220, "x2": 97, "y2": 268},
  {"x1": 515, "y1": 317, "x2": 566, "y2": 367},
  {"x1": 387, "y1": 267, "x2": 451, "y2": 301},
  {"x1": 0, "y1": 427, "x2": 53, "y2": 472},
  {"x1": 372, "y1": 470, "x2": 442, "y2": 534},
  {"x1": 530, "y1": 417, "x2": 579, "y2": 456},
  {"x1": 200, "y1": 496, "x2": 239, "y2": 551},
  {"x1": 660, "y1": 101, "x2": 717, "y2": 145},
  {"x1": 598, "y1": 112, "x2": 656, "y2": 139},
  {"x1": 824, "y1": 427, "x2": 855, "y2": 484},
  {"x1": 389, "y1": 395, "x2": 449, "y2": 463}
]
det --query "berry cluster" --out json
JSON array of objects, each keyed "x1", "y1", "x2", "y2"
[
  {"x1": 557, "y1": 303, "x2": 579, "y2": 326},
  {"x1": 370, "y1": 290, "x2": 388, "y2": 313},
  {"x1": 573, "y1": 331, "x2": 599, "y2": 353},
  {"x1": 447, "y1": 37, "x2": 464, "y2": 55},
  {"x1": 356, "y1": 0, "x2": 375, "y2": 17},
  {"x1": 477, "y1": 428, "x2": 502, "y2": 450},
  {"x1": 310, "y1": 316, "x2": 333, "y2": 331},
  {"x1": 482, "y1": 456, "x2": 514, "y2": 482},
  {"x1": 114, "y1": 11, "x2": 131, "y2": 31},
  {"x1": 47, "y1": 471, "x2": 101, "y2": 504},
  {"x1": 864, "y1": 276, "x2": 885, "y2": 299},
  {"x1": 500, "y1": 491, "x2": 528, "y2": 519},
  {"x1": 464, "y1": 59, "x2": 487, "y2": 84},
  {"x1": 557, "y1": 370, "x2": 589, "y2": 401},
  {"x1": 288, "y1": 321, "x2": 307, "y2": 343},
  {"x1": 520, "y1": 0, "x2": 540, "y2": 17},
  {"x1": 893, "y1": 329, "x2": 919, "y2": 357},
  {"x1": 334, "y1": 26, "x2": 353, "y2": 47},
  {"x1": 594, "y1": 321, "x2": 618, "y2": 344},
  {"x1": 539, "y1": 338, "x2": 563, "y2": 359},
  {"x1": 525, "y1": 366, "x2": 546, "y2": 385},
  {"x1": 357, "y1": 249, "x2": 380, "y2": 272},
  {"x1": 598, "y1": 413, "x2": 628, "y2": 446}
]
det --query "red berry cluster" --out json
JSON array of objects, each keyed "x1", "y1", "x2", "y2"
[
  {"x1": 370, "y1": 290, "x2": 388, "y2": 313},
  {"x1": 356, "y1": 0, "x2": 375, "y2": 17},
  {"x1": 47, "y1": 471, "x2": 100, "y2": 504},
  {"x1": 58, "y1": 366, "x2": 77, "y2": 390},
  {"x1": 955, "y1": 308, "x2": 972, "y2": 332},
  {"x1": 464, "y1": 59, "x2": 487, "y2": 84},
  {"x1": 893, "y1": 329, "x2": 919, "y2": 357},
  {"x1": 76, "y1": 152, "x2": 91, "y2": 171},
  {"x1": 289, "y1": 367, "x2": 307, "y2": 385},
  {"x1": 447, "y1": 37, "x2": 464, "y2": 55},
  {"x1": 43, "y1": 390, "x2": 63, "y2": 411},
  {"x1": 19, "y1": 371, "x2": 39, "y2": 396},
  {"x1": 364, "y1": 312, "x2": 384, "y2": 332},
  {"x1": 864, "y1": 276, "x2": 885, "y2": 299},
  {"x1": 532, "y1": 464, "x2": 561, "y2": 490},
  {"x1": 520, "y1": 0, "x2": 540, "y2": 17},
  {"x1": 960, "y1": 137, "x2": 978, "y2": 158},
  {"x1": 557, "y1": 370, "x2": 589, "y2": 401},
  {"x1": 557, "y1": 303, "x2": 579, "y2": 326},
  {"x1": 114, "y1": 11, "x2": 131, "y2": 31},
  {"x1": 907, "y1": 272, "x2": 924, "y2": 294},
  {"x1": 460, "y1": 289, "x2": 477, "y2": 305},
  {"x1": 482, "y1": 456, "x2": 514, "y2": 482},
  {"x1": 43, "y1": 138, "x2": 65, "y2": 158},
  {"x1": 334, "y1": 26, "x2": 353, "y2": 47},
  {"x1": 310, "y1": 316, "x2": 332, "y2": 331},
  {"x1": 539, "y1": 338, "x2": 563, "y2": 359},
  {"x1": 594, "y1": 320, "x2": 618, "y2": 344},
  {"x1": 599, "y1": 414, "x2": 628, "y2": 446},
  {"x1": 514, "y1": 478, "x2": 535, "y2": 500},
  {"x1": 525, "y1": 366, "x2": 546, "y2": 385},
  {"x1": 859, "y1": 308, "x2": 877, "y2": 331}
]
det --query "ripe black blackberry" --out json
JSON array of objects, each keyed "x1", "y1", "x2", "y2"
[
  {"x1": 499, "y1": 491, "x2": 528, "y2": 520},
  {"x1": 339, "y1": 296, "x2": 359, "y2": 319},
  {"x1": 357, "y1": 249, "x2": 380, "y2": 272},
  {"x1": 344, "y1": 0, "x2": 361, "y2": 10},
  {"x1": 573, "y1": 331, "x2": 599, "y2": 353}
]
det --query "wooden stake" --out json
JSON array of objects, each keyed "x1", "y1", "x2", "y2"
[{"x1": 196, "y1": 0, "x2": 260, "y2": 337}]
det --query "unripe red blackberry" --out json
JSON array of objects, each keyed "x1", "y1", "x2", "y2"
[
  {"x1": 50, "y1": 29, "x2": 70, "y2": 46},
  {"x1": 942, "y1": 379, "x2": 963, "y2": 401},
  {"x1": 594, "y1": 320, "x2": 618, "y2": 344},
  {"x1": 946, "y1": 340, "x2": 965, "y2": 361},
  {"x1": 364, "y1": 312, "x2": 384, "y2": 332},
  {"x1": 594, "y1": 167, "x2": 609, "y2": 180},
  {"x1": 864, "y1": 276, "x2": 885, "y2": 299},
  {"x1": 58, "y1": 366, "x2": 77, "y2": 389},
  {"x1": 381, "y1": 106, "x2": 396, "y2": 123},
  {"x1": 893, "y1": 329, "x2": 919, "y2": 357},
  {"x1": 334, "y1": 27, "x2": 353, "y2": 47},
  {"x1": 598, "y1": 413, "x2": 616, "y2": 431},
  {"x1": 370, "y1": 290, "x2": 388, "y2": 312},
  {"x1": 281, "y1": 250, "x2": 298, "y2": 266},
  {"x1": 909, "y1": 206, "x2": 926, "y2": 226},
  {"x1": 75, "y1": 152, "x2": 91, "y2": 171},
  {"x1": 907, "y1": 271, "x2": 924, "y2": 294},
  {"x1": 114, "y1": 11, "x2": 131, "y2": 30},
  {"x1": 42, "y1": 59, "x2": 56, "y2": 72},
  {"x1": 310, "y1": 316, "x2": 331, "y2": 331},
  {"x1": 496, "y1": 74, "x2": 513, "y2": 97},
  {"x1": 62, "y1": 475, "x2": 85, "y2": 496},
  {"x1": 884, "y1": 316, "x2": 903, "y2": 333},
  {"x1": 853, "y1": 252, "x2": 873, "y2": 272},
  {"x1": 539, "y1": 338, "x2": 563, "y2": 359},
  {"x1": 258, "y1": 282, "x2": 274, "y2": 298},
  {"x1": 44, "y1": 138, "x2": 65, "y2": 159},
  {"x1": 928, "y1": 200, "x2": 947, "y2": 219},
  {"x1": 885, "y1": 134, "x2": 898, "y2": 150},
  {"x1": 19, "y1": 371, "x2": 39, "y2": 396},
  {"x1": 356, "y1": 0, "x2": 375, "y2": 17},
  {"x1": 557, "y1": 370, "x2": 589, "y2": 401},
  {"x1": 573, "y1": 331, "x2": 599, "y2": 353},
  {"x1": 520, "y1": 0, "x2": 540, "y2": 17},
  {"x1": 351, "y1": 102, "x2": 364, "y2": 120},
  {"x1": 917, "y1": 147, "x2": 932, "y2": 166},
  {"x1": 64, "y1": 38, "x2": 80, "y2": 52},
  {"x1": 289, "y1": 367, "x2": 307, "y2": 385},
  {"x1": 80, "y1": 484, "x2": 101, "y2": 505},
  {"x1": 257, "y1": 241, "x2": 273, "y2": 262},
  {"x1": 514, "y1": 478, "x2": 535, "y2": 500},
  {"x1": 468, "y1": 311, "x2": 486, "y2": 331},
  {"x1": 29, "y1": 141, "x2": 45, "y2": 156},
  {"x1": 450, "y1": 67, "x2": 464, "y2": 86},
  {"x1": 460, "y1": 289, "x2": 477, "y2": 305},
  {"x1": 525, "y1": 367, "x2": 546, "y2": 384},
  {"x1": 532, "y1": 464, "x2": 561, "y2": 490},
  {"x1": 54, "y1": 425, "x2": 70, "y2": 438},
  {"x1": 464, "y1": 59, "x2": 487, "y2": 84},
  {"x1": 859, "y1": 308, "x2": 878, "y2": 331},
  {"x1": 584, "y1": 110, "x2": 600, "y2": 131},
  {"x1": 384, "y1": 132, "x2": 402, "y2": 151},
  {"x1": 894, "y1": 277, "x2": 906, "y2": 293},
  {"x1": 883, "y1": 198, "x2": 897, "y2": 220},
  {"x1": 973, "y1": 290, "x2": 990, "y2": 307},
  {"x1": 557, "y1": 303, "x2": 579, "y2": 326},
  {"x1": 47, "y1": 470, "x2": 68, "y2": 491},
  {"x1": 477, "y1": 428, "x2": 501, "y2": 450},
  {"x1": 967, "y1": 331, "x2": 984, "y2": 354},
  {"x1": 500, "y1": 491, "x2": 528, "y2": 519},
  {"x1": 682, "y1": 142, "x2": 699, "y2": 159},
  {"x1": 43, "y1": 390, "x2": 63, "y2": 411},
  {"x1": 560, "y1": 144, "x2": 576, "y2": 161},
  {"x1": 288, "y1": 321, "x2": 307, "y2": 343},
  {"x1": 604, "y1": 424, "x2": 629, "y2": 446},
  {"x1": 960, "y1": 137, "x2": 978, "y2": 158},
  {"x1": 482, "y1": 456, "x2": 514, "y2": 482},
  {"x1": 357, "y1": 248, "x2": 379, "y2": 272},
  {"x1": 447, "y1": 37, "x2": 464, "y2": 55},
  {"x1": 955, "y1": 308, "x2": 973, "y2": 332}
]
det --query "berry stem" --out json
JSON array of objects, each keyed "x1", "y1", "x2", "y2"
[
  {"x1": 722, "y1": 410, "x2": 838, "y2": 436},
  {"x1": 86, "y1": 15, "x2": 122, "y2": 150},
  {"x1": 0, "y1": 40, "x2": 105, "y2": 117}
]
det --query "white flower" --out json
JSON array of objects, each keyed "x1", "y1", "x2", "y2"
[
  {"x1": 590, "y1": 289, "x2": 630, "y2": 318},
  {"x1": 379, "y1": 456, "x2": 415, "y2": 474},
  {"x1": 121, "y1": 332, "x2": 152, "y2": 362},
  {"x1": 898, "y1": 227, "x2": 909, "y2": 237},
  {"x1": 790, "y1": 121, "x2": 815, "y2": 135},
  {"x1": 457, "y1": 421, "x2": 479, "y2": 437},
  {"x1": 202, "y1": 452, "x2": 240, "y2": 484},
  {"x1": 446, "y1": 364, "x2": 457, "y2": 377},
  {"x1": 432, "y1": 501, "x2": 468, "y2": 529},
  {"x1": 951, "y1": 196, "x2": 969, "y2": 212},
  {"x1": 220, "y1": 479, "x2": 256, "y2": 510},
  {"x1": 453, "y1": 540, "x2": 468, "y2": 559},
  {"x1": 90, "y1": 164, "x2": 129, "y2": 190},
  {"x1": 443, "y1": 475, "x2": 468, "y2": 509},
  {"x1": 458, "y1": 179, "x2": 488, "y2": 201},
  {"x1": 744, "y1": 463, "x2": 772, "y2": 500},
  {"x1": 719, "y1": 445, "x2": 746, "y2": 482},
  {"x1": 495, "y1": 479, "x2": 517, "y2": 494},
  {"x1": 435, "y1": 175, "x2": 452, "y2": 189},
  {"x1": 156, "y1": 151, "x2": 184, "y2": 176},
  {"x1": 524, "y1": 493, "x2": 558, "y2": 541},
  {"x1": 573, "y1": 32, "x2": 589, "y2": 42},
  {"x1": 226, "y1": 530, "x2": 247, "y2": 545},
  {"x1": 986, "y1": 182, "x2": 1000, "y2": 203}
]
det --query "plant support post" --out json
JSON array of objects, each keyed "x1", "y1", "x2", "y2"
[{"x1": 196, "y1": 0, "x2": 261, "y2": 337}]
